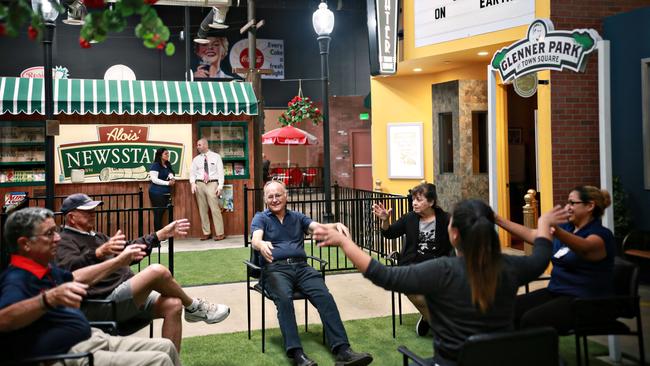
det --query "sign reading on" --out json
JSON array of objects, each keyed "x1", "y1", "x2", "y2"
[
  {"x1": 414, "y1": 0, "x2": 535, "y2": 47},
  {"x1": 367, "y1": 0, "x2": 398, "y2": 76},
  {"x1": 56, "y1": 125, "x2": 189, "y2": 183},
  {"x1": 491, "y1": 19, "x2": 601, "y2": 83}
]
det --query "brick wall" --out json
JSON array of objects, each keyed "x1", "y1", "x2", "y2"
[{"x1": 550, "y1": 0, "x2": 649, "y2": 203}]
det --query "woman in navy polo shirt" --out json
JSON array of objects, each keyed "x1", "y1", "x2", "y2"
[
  {"x1": 496, "y1": 185, "x2": 615, "y2": 332},
  {"x1": 149, "y1": 148, "x2": 175, "y2": 231}
]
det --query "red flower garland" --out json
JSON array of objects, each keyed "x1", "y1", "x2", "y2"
[{"x1": 278, "y1": 96, "x2": 323, "y2": 127}]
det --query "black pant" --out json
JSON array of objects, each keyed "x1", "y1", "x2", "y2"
[
  {"x1": 149, "y1": 191, "x2": 170, "y2": 231},
  {"x1": 515, "y1": 288, "x2": 576, "y2": 333}
]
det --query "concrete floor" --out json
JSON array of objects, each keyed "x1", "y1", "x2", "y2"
[{"x1": 139, "y1": 236, "x2": 649, "y2": 364}]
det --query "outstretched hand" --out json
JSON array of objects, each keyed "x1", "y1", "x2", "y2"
[
  {"x1": 116, "y1": 244, "x2": 147, "y2": 265},
  {"x1": 372, "y1": 203, "x2": 392, "y2": 221},
  {"x1": 158, "y1": 218, "x2": 191, "y2": 240},
  {"x1": 540, "y1": 205, "x2": 570, "y2": 226},
  {"x1": 46, "y1": 282, "x2": 88, "y2": 309},
  {"x1": 313, "y1": 226, "x2": 348, "y2": 248},
  {"x1": 96, "y1": 230, "x2": 126, "y2": 259}
]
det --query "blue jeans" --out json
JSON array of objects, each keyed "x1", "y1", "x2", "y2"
[{"x1": 263, "y1": 261, "x2": 349, "y2": 354}]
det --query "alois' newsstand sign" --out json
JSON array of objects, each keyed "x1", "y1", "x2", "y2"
[{"x1": 491, "y1": 19, "x2": 601, "y2": 83}]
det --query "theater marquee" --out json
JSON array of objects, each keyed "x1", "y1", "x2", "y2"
[{"x1": 55, "y1": 124, "x2": 193, "y2": 183}]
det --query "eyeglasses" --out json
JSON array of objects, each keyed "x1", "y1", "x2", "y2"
[
  {"x1": 566, "y1": 200, "x2": 586, "y2": 206},
  {"x1": 32, "y1": 226, "x2": 61, "y2": 239}
]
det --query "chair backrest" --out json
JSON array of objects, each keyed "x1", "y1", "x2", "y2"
[
  {"x1": 622, "y1": 230, "x2": 650, "y2": 252},
  {"x1": 613, "y1": 256, "x2": 640, "y2": 318},
  {"x1": 458, "y1": 327, "x2": 558, "y2": 366}
]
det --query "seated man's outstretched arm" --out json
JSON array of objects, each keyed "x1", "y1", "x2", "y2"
[
  {"x1": 251, "y1": 229, "x2": 274, "y2": 263},
  {"x1": 72, "y1": 244, "x2": 147, "y2": 286},
  {"x1": 0, "y1": 282, "x2": 87, "y2": 332},
  {"x1": 308, "y1": 221, "x2": 350, "y2": 238}
]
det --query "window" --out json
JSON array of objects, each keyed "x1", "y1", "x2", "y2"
[
  {"x1": 642, "y1": 58, "x2": 650, "y2": 189},
  {"x1": 472, "y1": 111, "x2": 488, "y2": 174},
  {"x1": 439, "y1": 112, "x2": 453, "y2": 173}
]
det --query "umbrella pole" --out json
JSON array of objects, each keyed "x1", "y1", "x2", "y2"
[{"x1": 287, "y1": 145, "x2": 291, "y2": 168}]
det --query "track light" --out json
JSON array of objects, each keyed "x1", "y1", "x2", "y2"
[
  {"x1": 62, "y1": 0, "x2": 87, "y2": 25},
  {"x1": 209, "y1": 5, "x2": 229, "y2": 29}
]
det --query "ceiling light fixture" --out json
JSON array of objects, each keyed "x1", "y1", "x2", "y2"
[
  {"x1": 62, "y1": 0, "x2": 87, "y2": 25},
  {"x1": 477, "y1": 51, "x2": 489, "y2": 56},
  {"x1": 413, "y1": 68, "x2": 422, "y2": 72}
]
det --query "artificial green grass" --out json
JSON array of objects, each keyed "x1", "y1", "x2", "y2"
[
  {"x1": 132, "y1": 242, "x2": 370, "y2": 287},
  {"x1": 179, "y1": 314, "x2": 614, "y2": 366}
]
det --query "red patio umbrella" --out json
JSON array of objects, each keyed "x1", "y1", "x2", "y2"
[{"x1": 262, "y1": 125, "x2": 318, "y2": 167}]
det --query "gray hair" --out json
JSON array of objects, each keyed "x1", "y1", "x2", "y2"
[{"x1": 3, "y1": 207, "x2": 53, "y2": 253}]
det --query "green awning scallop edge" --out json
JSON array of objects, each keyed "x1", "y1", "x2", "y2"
[{"x1": 0, "y1": 77, "x2": 258, "y2": 116}]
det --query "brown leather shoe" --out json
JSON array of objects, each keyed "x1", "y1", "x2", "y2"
[
  {"x1": 214, "y1": 234, "x2": 226, "y2": 241},
  {"x1": 200, "y1": 235, "x2": 211, "y2": 241}
]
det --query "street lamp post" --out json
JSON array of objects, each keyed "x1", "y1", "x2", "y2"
[
  {"x1": 312, "y1": 1, "x2": 334, "y2": 223},
  {"x1": 31, "y1": 0, "x2": 59, "y2": 210}
]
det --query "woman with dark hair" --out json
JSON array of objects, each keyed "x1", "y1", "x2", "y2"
[
  {"x1": 496, "y1": 186, "x2": 615, "y2": 332},
  {"x1": 316, "y1": 199, "x2": 567, "y2": 366},
  {"x1": 149, "y1": 148, "x2": 175, "y2": 231},
  {"x1": 372, "y1": 182, "x2": 451, "y2": 336}
]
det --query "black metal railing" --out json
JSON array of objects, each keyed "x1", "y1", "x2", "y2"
[{"x1": 243, "y1": 183, "x2": 410, "y2": 272}]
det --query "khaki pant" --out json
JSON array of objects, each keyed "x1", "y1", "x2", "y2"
[
  {"x1": 67, "y1": 328, "x2": 181, "y2": 366},
  {"x1": 195, "y1": 181, "x2": 224, "y2": 236}
]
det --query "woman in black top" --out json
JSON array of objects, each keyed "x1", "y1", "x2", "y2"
[
  {"x1": 316, "y1": 200, "x2": 567, "y2": 366},
  {"x1": 149, "y1": 148, "x2": 175, "y2": 231},
  {"x1": 372, "y1": 182, "x2": 451, "y2": 336}
]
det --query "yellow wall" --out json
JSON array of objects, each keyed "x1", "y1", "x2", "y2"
[{"x1": 371, "y1": 66, "x2": 486, "y2": 195}]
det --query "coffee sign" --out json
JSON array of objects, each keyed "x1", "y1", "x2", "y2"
[
  {"x1": 491, "y1": 19, "x2": 601, "y2": 83},
  {"x1": 56, "y1": 124, "x2": 191, "y2": 183}
]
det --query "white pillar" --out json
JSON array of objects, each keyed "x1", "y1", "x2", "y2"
[{"x1": 488, "y1": 66, "x2": 499, "y2": 212}]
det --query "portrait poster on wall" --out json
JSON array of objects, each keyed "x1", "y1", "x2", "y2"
[
  {"x1": 387, "y1": 123, "x2": 424, "y2": 179},
  {"x1": 220, "y1": 184, "x2": 234, "y2": 212},
  {"x1": 192, "y1": 31, "x2": 284, "y2": 80}
]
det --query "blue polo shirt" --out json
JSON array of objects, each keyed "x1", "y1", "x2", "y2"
[
  {"x1": 0, "y1": 255, "x2": 91, "y2": 360},
  {"x1": 250, "y1": 209, "x2": 313, "y2": 262},
  {"x1": 149, "y1": 162, "x2": 173, "y2": 195},
  {"x1": 548, "y1": 219, "x2": 615, "y2": 298}
]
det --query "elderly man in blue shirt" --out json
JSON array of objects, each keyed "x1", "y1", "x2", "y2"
[{"x1": 250, "y1": 181, "x2": 373, "y2": 366}]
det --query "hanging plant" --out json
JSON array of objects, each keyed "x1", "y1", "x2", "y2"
[
  {"x1": 0, "y1": 0, "x2": 174, "y2": 56},
  {"x1": 278, "y1": 95, "x2": 322, "y2": 127}
]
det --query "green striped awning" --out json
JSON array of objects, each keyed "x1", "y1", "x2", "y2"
[{"x1": 0, "y1": 77, "x2": 258, "y2": 116}]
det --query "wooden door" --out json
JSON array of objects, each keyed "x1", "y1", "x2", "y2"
[{"x1": 351, "y1": 130, "x2": 372, "y2": 190}]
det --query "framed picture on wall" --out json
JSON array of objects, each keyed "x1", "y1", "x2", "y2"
[
  {"x1": 387, "y1": 122, "x2": 424, "y2": 179},
  {"x1": 508, "y1": 128, "x2": 522, "y2": 144}
]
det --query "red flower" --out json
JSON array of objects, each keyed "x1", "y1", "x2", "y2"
[
  {"x1": 79, "y1": 37, "x2": 91, "y2": 49},
  {"x1": 84, "y1": 0, "x2": 105, "y2": 8},
  {"x1": 27, "y1": 26, "x2": 38, "y2": 40},
  {"x1": 152, "y1": 33, "x2": 160, "y2": 41},
  {"x1": 156, "y1": 42, "x2": 166, "y2": 50},
  {"x1": 145, "y1": 0, "x2": 159, "y2": 4},
  {"x1": 0, "y1": 24, "x2": 6, "y2": 36}
]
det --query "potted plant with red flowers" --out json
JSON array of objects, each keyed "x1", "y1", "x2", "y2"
[{"x1": 278, "y1": 95, "x2": 323, "y2": 127}]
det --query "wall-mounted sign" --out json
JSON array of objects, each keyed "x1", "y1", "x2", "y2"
[
  {"x1": 55, "y1": 124, "x2": 193, "y2": 183},
  {"x1": 3, "y1": 192, "x2": 27, "y2": 213},
  {"x1": 491, "y1": 19, "x2": 601, "y2": 83},
  {"x1": 414, "y1": 0, "x2": 535, "y2": 47},
  {"x1": 229, "y1": 39, "x2": 284, "y2": 79},
  {"x1": 387, "y1": 122, "x2": 424, "y2": 179},
  {"x1": 513, "y1": 73, "x2": 538, "y2": 98},
  {"x1": 367, "y1": 0, "x2": 398, "y2": 76},
  {"x1": 20, "y1": 66, "x2": 69, "y2": 79}
]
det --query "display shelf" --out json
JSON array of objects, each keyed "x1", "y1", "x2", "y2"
[
  {"x1": 0, "y1": 161, "x2": 45, "y2": 166},
  {"x1": 0, "y1": 181, "x2": 45, "y2": 187},
  {"x1": 198, "y1": 121, "x2": 249, "y2": 180}
]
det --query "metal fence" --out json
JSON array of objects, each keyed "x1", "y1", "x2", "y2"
[
  {"x1": 268, "y1": 166, "x2": 323, "y2": 187},
  {"x1": 0, "y1": 191, "x2": 174, "y2": 274},
  {"x1": 243, "y1": 184, "x2": 411, "y2": 272}
]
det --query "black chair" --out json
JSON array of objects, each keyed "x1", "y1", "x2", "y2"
[
  {"x1": 387, "y1": 250, "x2": 403, "y2": 338},
  {"x1": 398, "y1": 327, "x2": 559, "y2": 366},
  {"x1": 7, "y1": 352, "x2": 94, "y2": 366},
  {"x1": 622, "y1": 230, "x2": 650, "y2": 262},
  {"x1": 83, "y1": 298, "x2": 152, "y2": 337},
  {"x1": 572, "y1": 257, "x2": 645, "y2": 366},
  {"x1": 244, "y1": 249, "x2": 328, "y2": 353}
]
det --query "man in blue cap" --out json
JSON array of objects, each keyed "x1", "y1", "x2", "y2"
[{"x1": 56, "y1": 193, "x2": 230, "y2": 351}]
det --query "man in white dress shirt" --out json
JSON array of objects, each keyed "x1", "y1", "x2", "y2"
[{"x1": 190, "y1": 138, "x2": 225, "y2": 241}]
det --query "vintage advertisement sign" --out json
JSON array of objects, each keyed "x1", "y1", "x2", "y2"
[
  {"x1": 229, "y1": 39, "x2": 284, "y2": 79},
  {"x1": 55, "y1": 124, "x2": 193, "y2": 183},
  {"x1": 491, "y1": 19, "x2": 601, "y2": 83},
  {"x1": 367, "y1": 0, "x2": 398, "y2": 75},
  {"x1": 3, "y1": 192, "x2": 27, "y2": 213},
  {"x1": 414, "y1": 0, "x2": 535, "y2": 47},
  {"x1": 20, "y1": 66, "x2": 69, "y2": 79}
]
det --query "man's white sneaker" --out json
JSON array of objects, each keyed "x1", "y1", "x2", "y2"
[{"x1": 184, "y1": 299, "x2": 230, "y2": 324}]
